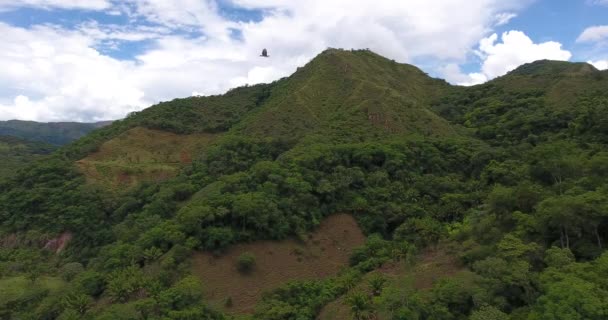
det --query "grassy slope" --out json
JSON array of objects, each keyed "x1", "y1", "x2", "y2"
[
  {"x1": 67, "y1": 49, "x2": 464, "y2": 191},
  {"x1": 233, "y1": 49, "x2": 457, "y2": 143},
  {"x1": 76, "y1": 127, "x2": 218, "y2": 189},
  {"x1": 317, "y1": 248, "x2": 468, "y2": 320},
  {"x1": 0, "y1": 136, "x2": 56, "y2": 180},
  {"x1": 0, "y1": 276, "x2": 67, "y2": 312},
  {"x1": 489, "y1": 60, "x2": 607, "y2": 109}
]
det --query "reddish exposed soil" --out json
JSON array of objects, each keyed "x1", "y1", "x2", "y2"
[
  {"x1": 1, "y1": 232, "x2": 72, "y2": 253},
  {"x1": 191, "y1": 214, "x2": 366, "y2": 314}
]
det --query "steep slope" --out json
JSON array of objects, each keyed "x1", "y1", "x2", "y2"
[
  {"x1": 233, "y1": 49, "x2": 457, "y2": 142},
  {"x1": 0, "y1": 135, "x2": 56, "y2": 180},
  {"x1": 60, "y1": 83, "x2": 272, "y2": 189},
  {"x1": 433, "y1": 60, "x2": 608, "y2": 145},
  {"x1": 0, "y1": 120, "x2": 111, "y2": 145},
  {"x1": 2, "y1": 50, "x2": 608, "y2": 320},
  {"x1": 61, "y1": 49, "x2": 462, "y2": 190},
  {"x1": 76, "y1": 127, "x2": 218, "y2": 188},
  {"x1": 492, "y1": 60, "x2": 606, "y2": 109}
]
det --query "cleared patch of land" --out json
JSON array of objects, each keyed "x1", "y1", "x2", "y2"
[
  {"x1": 76, "y1": 127, "x2": 217, "y2": 189},
  {"x1": 191, "y1": 214, "x2": 366, "y2": 314},
  {"x1": 317, "y1": 248, "x2": 465, "y2": 320}
]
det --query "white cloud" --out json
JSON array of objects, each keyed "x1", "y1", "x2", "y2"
[
  {"x1": 577, "y1": 25, "x2": 608, "y2": 43},
  {"x1": 0, "y1": 23, "x2": 145, "y2": 121},
  {"x1": 0, "y1": 0, "x2": 534, "y2": 121},
  {"x1": 445, "y1": 30, "x2": 571, "y2": 85},
  {"x1": 122, "y1": 0, "x2": 236, "y2": 38},
  {"x1": 439, "y1": 64, "x2": 488, "y2": 86},
  {"x1": 588, "y1": 60, "x2": 608, "y2": 70},
  {"x1": 0, "y1": 0, "x2": 110, "y2": 11},
  {"x1": 587, "y1": 0, "x2": 608, "y2": 6},
  {"x1": 478, "y1": 31, "x2": 572, "y2": 78},
  {"x1": 494, "y1": 12, "x2": 517, "y2": 26}
]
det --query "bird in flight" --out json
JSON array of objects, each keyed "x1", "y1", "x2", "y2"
[{"x1": 260, "y1": 48, "x2": 269, "y2": 58}]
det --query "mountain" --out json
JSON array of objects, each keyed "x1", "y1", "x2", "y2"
[
  {"x1": 232, "y1": 49, "x2": 456, "y2": 141},
  {"x1": 1, "y1": 49, "x2": 607, "y2": 320},
  {"x1": 0, "y1": 119, "x2": 112, "y2": 145},
  {"x1": 0, "y1": 135, "x2": 56, "y2": 180}
]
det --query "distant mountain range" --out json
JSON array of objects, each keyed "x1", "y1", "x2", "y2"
[{"x1": 0, "y1": 119, "x2": 112, "y2": 145}]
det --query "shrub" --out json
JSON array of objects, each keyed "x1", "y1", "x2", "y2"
[
  {"x1": 224, "y1": 296, "x2": 233, "y2": 308},
  {"x1": 61, "y1": 263, "x2": 84, "y2": 281},
  {"x1": 236, "y1": 252, "x2": 256, "y2": 274}
]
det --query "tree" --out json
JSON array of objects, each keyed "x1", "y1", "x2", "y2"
[
  {"x1": 346, "y1": 291, "x2": 374, "y2": 320},
  {"x1": 543, "y1": 247, "x2": 574, "y2": 269},
  {"x1": 60, "y1": 262, "x2": 84, "y2": 281},
  {"x1": 106, "y1": 266, "x2": 145, "y2": 302},
  {"x1": 61, "y1": 292, "x2": 92, "y2": 315},
  {"x1": 537, "y1": 196, "x2": 583, "y2": 249},
  {"x1": 530, "y1": 274, "x2": 608, "y2": 320},
  {"x1": 470, "y1": 305, "x2": 509, "y2": 320},
  {"x1": 368, "y1": 274, "x2": 387, "y2": 296},
  {"x1": 394, "y1": 217, "x2": 444, "y2": 247}
]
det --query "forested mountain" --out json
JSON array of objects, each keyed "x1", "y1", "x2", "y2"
[
  {"x1": 1, "y1": 49, "x2": 607, "y2": 320},
  {"x1": 0, "y1": 136, "x2": 56, "y2": 180},
  {"x1": 0, "y1": 120, "x2": 112, "y2": 145}
]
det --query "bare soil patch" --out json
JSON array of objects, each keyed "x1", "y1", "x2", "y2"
[
  {"x1": 191, "y1": 214, "x2": 366, "y2": 314},
  {"x1": 76, "y1": 127, "x2": 217, "y2": 189}
]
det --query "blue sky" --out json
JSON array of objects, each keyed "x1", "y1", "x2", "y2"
[{"x1": 0, "y1": 0, "x2": 606, "y2": 122}]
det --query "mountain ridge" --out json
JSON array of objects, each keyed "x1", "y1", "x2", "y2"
[
  {"x1": 0, "y1": 119, "x2": 113, "y2": 145},
  {"x1": 1, "y1": 48, "x2": 608, "y2": 320}
]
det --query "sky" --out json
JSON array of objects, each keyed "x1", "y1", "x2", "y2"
[{"x1": 0, "y1": 0, "x2": 607, "y2": 122}]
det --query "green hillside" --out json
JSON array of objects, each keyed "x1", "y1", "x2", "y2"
[
  {"x1": 1, "y1": 50, "x2": 607, "y2": 320},
  {"x1": 0, "y1": 135, "x2": 56, "y2": 180},
  {"x1": 233, "y1": 49, "x2": 456, "y2": 142},
  {"x1": 0, "y1": 120, "x2": 112, "y2": 145}
]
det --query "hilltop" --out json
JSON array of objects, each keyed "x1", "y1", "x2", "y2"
[{"x1": 1, "y1": 49, "x2": 607, "y2": 320}]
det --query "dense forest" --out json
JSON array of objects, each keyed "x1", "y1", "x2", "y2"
[
  {"x1": 1, "y1": 49, "x2": 607, "y2": 319},
  {"x1": 0, "y1": 136, "x2": 56, "y2": 181}
]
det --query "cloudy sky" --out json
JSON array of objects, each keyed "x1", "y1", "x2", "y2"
[{"x1": 0, "y1": 0, "x2": 607, "y2": 122}]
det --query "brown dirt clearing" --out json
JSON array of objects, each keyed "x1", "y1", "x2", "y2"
[{"x1": 191, "y1": 214, "x2": 366, "y2": 314}]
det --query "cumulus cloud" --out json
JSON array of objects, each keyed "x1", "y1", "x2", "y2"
[
  {"x1": 477, "y1": 31, "x2": 572, "y2": 78},
  {"x1": 446, "y1": 30, "x2": 572, "y2": 85},
  {"x1": 588, "y1": 60, "x2": 608, "y2": 70},
  {"x1": 0, "y1": 24, "x2": 145, "y2": 121},
  {"x1": 0, "y1": 0, "x2": 533, "y2": 121},
  {"x1": 577, "y1": 25, "x2": 608, "y2": 43}
]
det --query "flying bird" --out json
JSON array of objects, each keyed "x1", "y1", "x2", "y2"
[{"x1": 260, "y1": 48, "x2": 269, "y2": 58}]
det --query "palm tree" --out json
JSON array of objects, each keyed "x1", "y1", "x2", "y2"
[{"x1": 346, "y1": 291, "x2": 374, "y2": 320}]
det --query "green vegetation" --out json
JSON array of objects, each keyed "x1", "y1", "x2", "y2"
[
  {"x1": 0, "y1": 135, "x2": 56, "y2": 180},
  {"x1": 236, "y1": 252, "x2": 256, "y2": 274},
  {"x1": 1, "y1": 49, "x2": 608, "y2": 319},
  {"x1": 0, "y1": 120, "x2": 111, "y2": 145}
]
